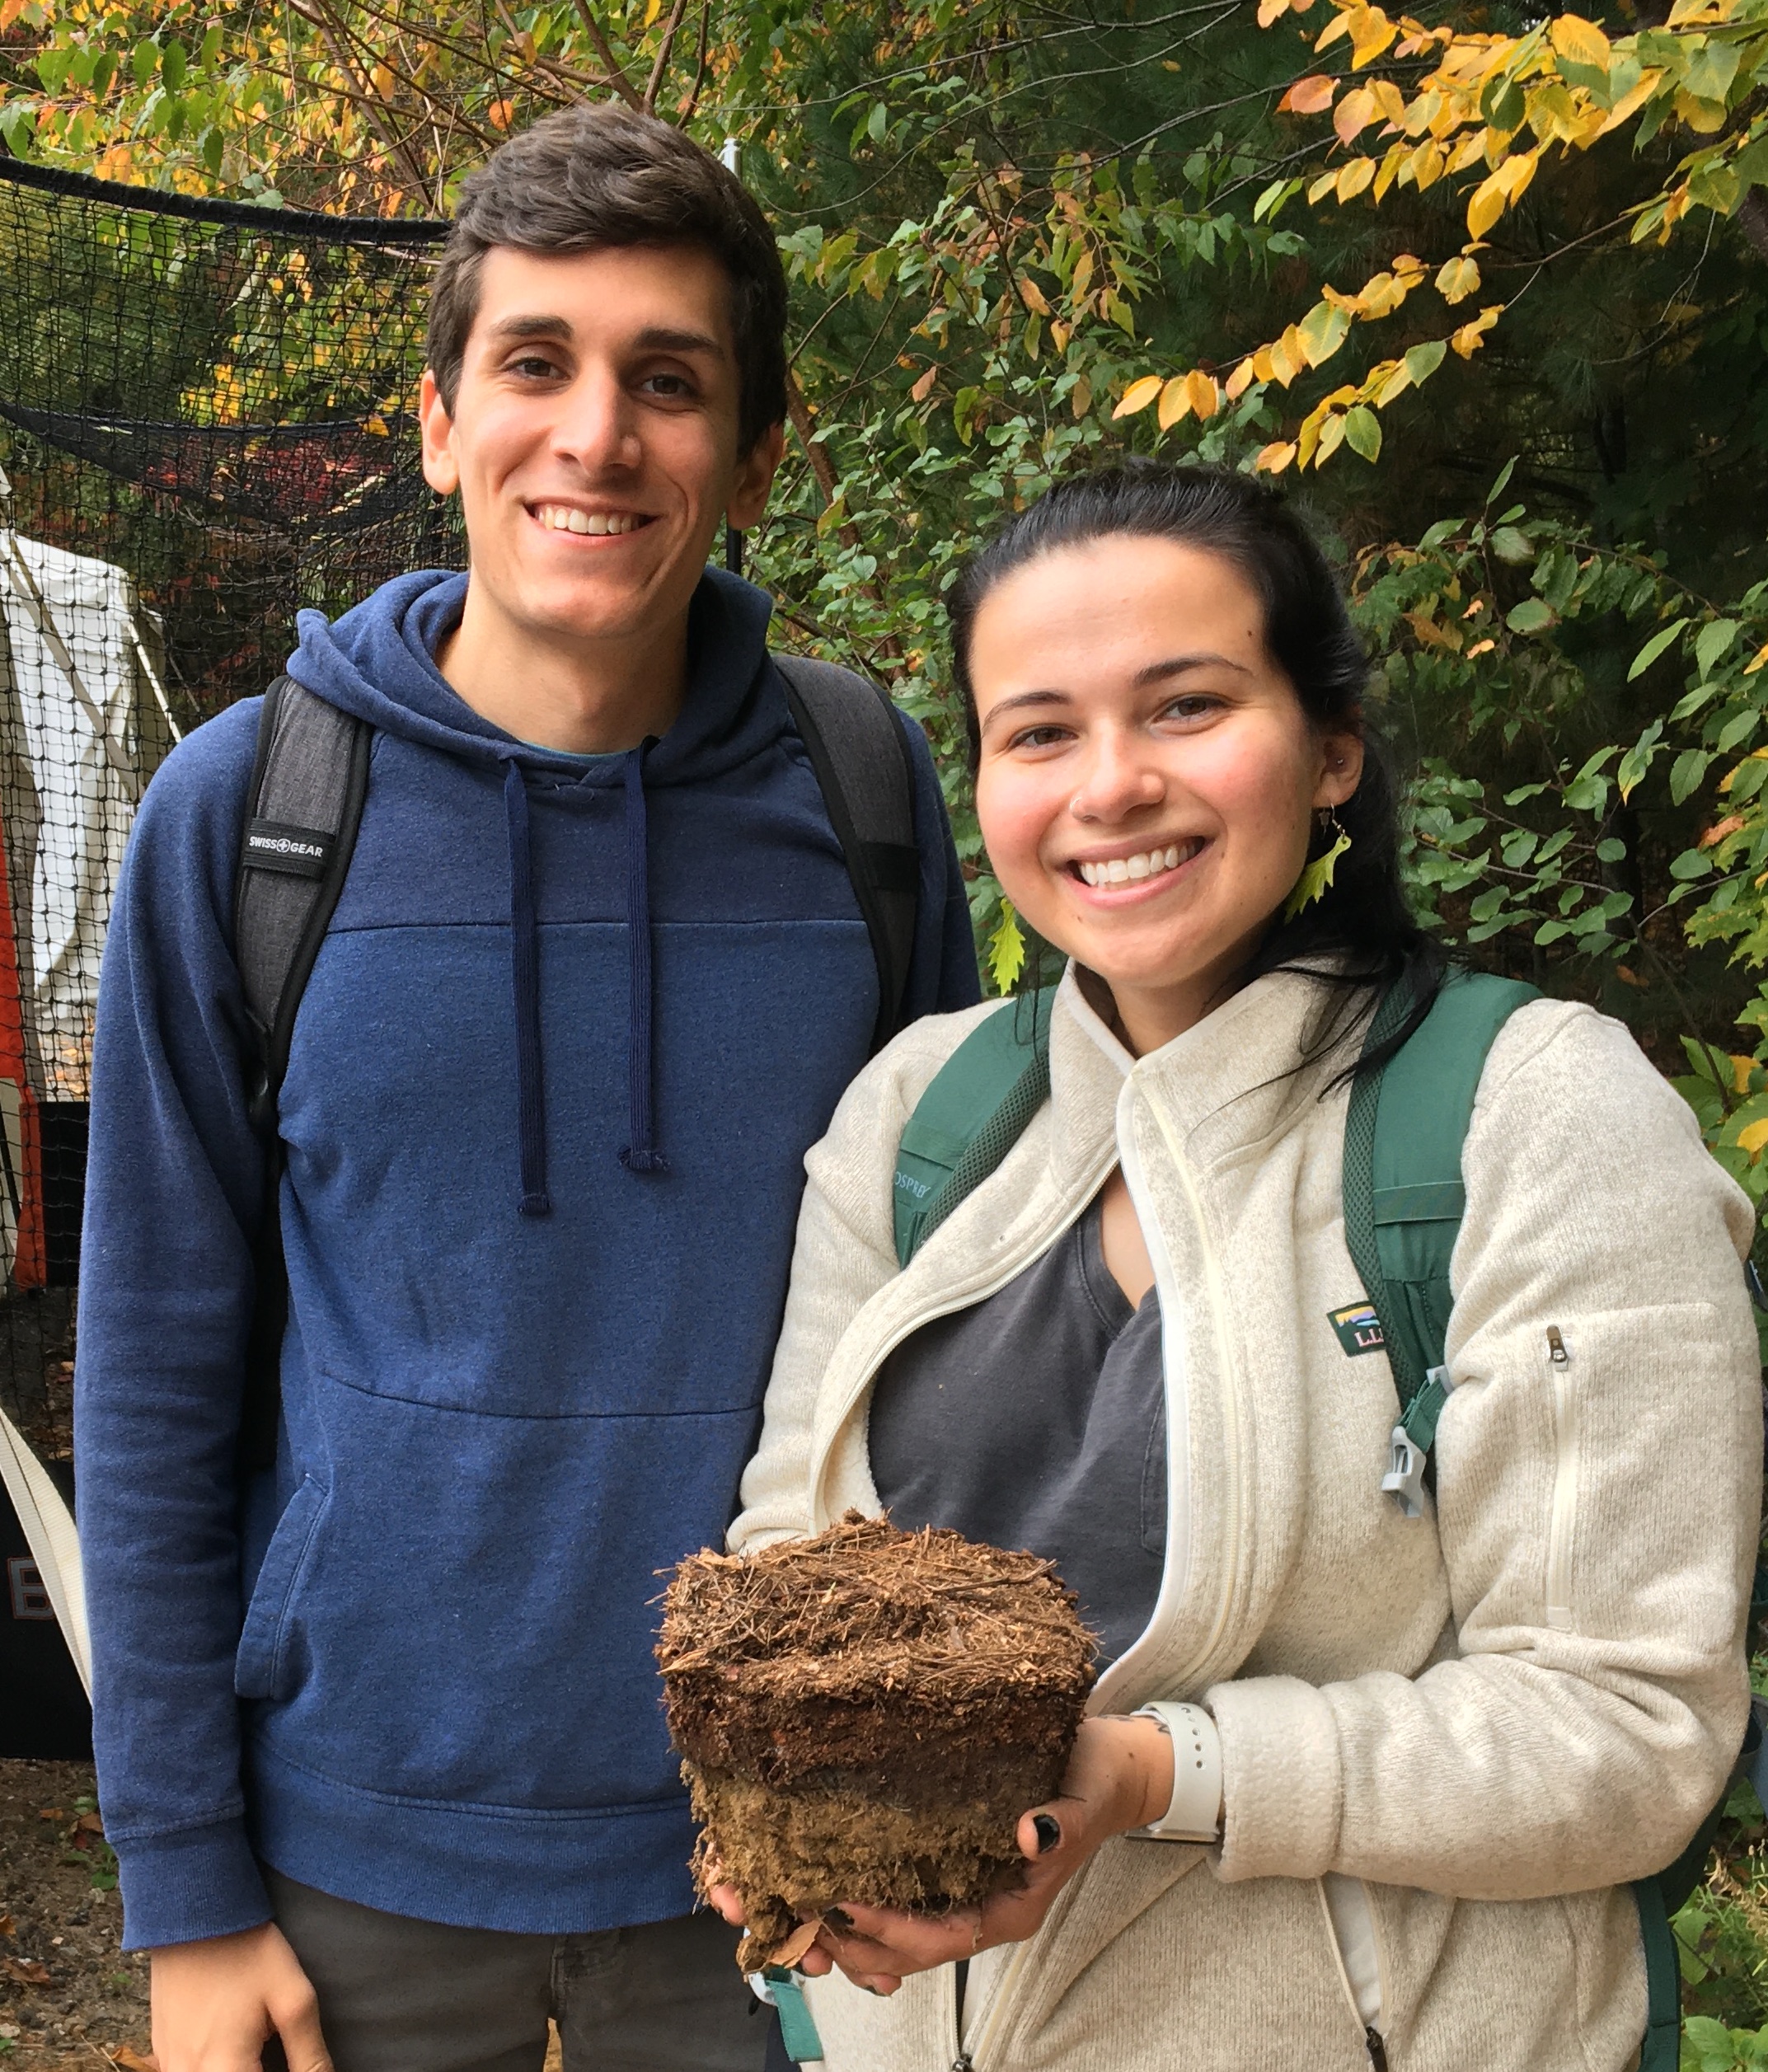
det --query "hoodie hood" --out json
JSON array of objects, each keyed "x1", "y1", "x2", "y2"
[{"x1": 283, "y1": 564, "x2": 779, "y2": 1209}]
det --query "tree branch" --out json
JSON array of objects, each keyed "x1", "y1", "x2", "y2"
[
  {"x1": 1739, "y1": 190, "x2": 1768, "y2": 264},
  {"x1": 571, "y1": 0, "x2": 644, "y2": 110},
  {"x1": 641, "y1": 0, "x2": 692, "y2": 113}
]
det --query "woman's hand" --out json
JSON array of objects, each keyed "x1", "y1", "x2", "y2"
[
  {"x1": 150, "y1": 1923, "x2": 332, "y2": 2072},
  {"x1": 708, "y1": 1713, "x2": 1176, "y2": 1996}
]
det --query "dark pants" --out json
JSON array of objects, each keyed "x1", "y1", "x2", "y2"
[{"x1": 263, "y1": 1868, "x2": 777, "y2": 2072}]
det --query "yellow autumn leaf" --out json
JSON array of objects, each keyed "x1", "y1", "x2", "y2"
[
  {"x1": 1257, "y1": 0, "x2": 1289, "y2": 24},
  {"x1": 1436, "y1": 254, "x2": 1481, "y2": 302},
  {"x1": 1745, "y1": 641, "x2": 1768, "y2": 676},
  {"x1": 1336, "y1": 156, "x2": 1377, "y2": 201},
  {"x1": 1157, "y1": 375, "x2": 1194, "y2": 430},
  {"x1": 1550, "y1": 13, "x2": 1611, "y2": 68},
  {"x1": 1372, "y1": 79, "x2": 1407, "y2": 124},
  {"x1": 1112, "y1": 374, "x2": 1165, "y2": 419},
  {"x1": 1731, "y1": 1053, "x2": 1756, "y2": 1095},
  {"x1": 1252, "y1": 345, "x2": 1278, "y2": 382},
  {"x1": 1737, "y1": 1118, "x2": 1768, "y2": 1159},
  {"x1": 1018, "y1": 274, "x2": 1051, "y2": 316},
  {"x1": 911, "y1": 366, "x2": 937, "y2": 402},
  {"x1": 1347, "y1": 4, "x2": 1398, "y2": 67},
  {"x1": 1226, "y1": 357, "x2": 1258, "y2": 399},
  {"x1": 1334, "y1": 86, "x2": 1379, "y2": 144},
  {"x1": 1451, "y1": 304, "x2": 1503, "y2": 356},
  {"x1": 1184, "y1": 368, "x2": 1222, "y2": 419},
  {"x1": 1281, "y1": 73, "x2": 1339, "y2": 115},
  {"x1": 1255, "y1": 441, "x2": 1297, "y2": 474}
]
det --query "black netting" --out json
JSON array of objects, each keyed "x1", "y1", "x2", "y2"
[{"x1": 0, "y1": 159, "x2": 455, "y2": 1458}]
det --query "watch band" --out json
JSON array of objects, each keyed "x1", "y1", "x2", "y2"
[{"x1": 1129, "y1": 1700, "x2": 1222, "y2": 1842}]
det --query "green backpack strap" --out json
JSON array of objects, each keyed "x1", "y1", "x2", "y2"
[
  {"x1": 1340, "y1": 970, "x2": 1540, "y2": 1518},
  {"x1": 893, "y1": 989, "x2": 1054, "y2": 1268}
]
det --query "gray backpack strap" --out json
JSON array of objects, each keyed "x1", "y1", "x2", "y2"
[
  {"x1": 234, "y1": 675, "x2": 372, "y2": 1127},
  {"x1": 775, "y1": 654, "x2": 919, "y2": 1052},
  {"x1": 233, "y1": 675, "x2": 370, "y2": 1469}
]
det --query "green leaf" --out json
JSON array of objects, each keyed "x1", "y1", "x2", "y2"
[
  {"x1": 1596, "y1": 837, "x2": 1626, "y2": 863},
  {"x1": 1670, "y1": 849, "x2": 1715, "y2": 880},
  {"x1": 1696, "y1": 617, "x2": 1741, "y2": 678},
  {"x1": 162, "y1": 36, "x2": 188, "y2": 89},
  {"x1": 1506, "y1": 598, "x2": 1556, "y2": 635},
  {"x1": 987, "y1": 900, "x2": 1026, "y2": 994},
  {"x1": 1629, "y1": 617, "x2": 1690, "y2": 679},
  {"x1": 1670, "y1": 748, "x2": 1714, "y2": 804},
  {"x1": 1344, "y1": 405, "x2": 1381, "y2": 462},
  {"x1": 1490, "y1": 526, "x2": 1534, "y2": 564},
  {"x1": 1484, "y1": 457, "x2": 1518, "y2": 506},
  {"x1": 1403, "y1": 339, "x2": 1447, "y2": 386}
]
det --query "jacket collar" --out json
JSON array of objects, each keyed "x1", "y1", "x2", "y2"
[{"x1": 1048, "y1": 959, "x2": 1370, "y2": 1172}]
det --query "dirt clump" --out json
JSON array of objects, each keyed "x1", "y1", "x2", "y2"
[{"x1": 657, "y1": 1512, "x2": 1095, "y2": 1970}]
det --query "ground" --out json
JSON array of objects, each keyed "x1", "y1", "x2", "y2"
[{"x1": 0, "y1": 1758, "x2": 149, "y2": 2072}]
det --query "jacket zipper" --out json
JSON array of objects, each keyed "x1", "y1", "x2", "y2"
[
  {"x1": 1366, "y1": 2027, "x2": 1390, "y2": 2070},
  {"x1": 1545, "y1": 1324, "x2": 1577, "y2": 1632},
  {"x1": 1131, "y1": 1081, "x2": 1245, "y2": 1694},
  {"x1": 958, "y1": 1941, "x2": 1034, "y2": 2071}
]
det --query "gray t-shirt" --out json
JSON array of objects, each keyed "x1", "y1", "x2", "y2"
[{"x1": 867, "y1": 1194, "x2": 1166, "y2": 1666}]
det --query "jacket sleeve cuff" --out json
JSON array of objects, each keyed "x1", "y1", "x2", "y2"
[
  {"x1": 115, "y1": 1817, "x2": 272, "y2": 1951},
  {"x1": 1206, "y1": 1674, "x2": 1343, "y2": 1883}
]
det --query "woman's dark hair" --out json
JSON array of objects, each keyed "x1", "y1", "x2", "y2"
[{"x1": 948, "y1": 461, "x2": 1443, "y2": 1063}]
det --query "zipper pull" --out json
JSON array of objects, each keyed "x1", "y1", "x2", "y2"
[
  {"x1": 1366, "y1": 2027, "x2": 1390, "y2": 2070},
  {"x1": 1546, "y1": 1324, "x2": 1569, "y2": 1365},
  {"x1": 953, "y1": 2057, "x2": 975, "y2": 2072}
]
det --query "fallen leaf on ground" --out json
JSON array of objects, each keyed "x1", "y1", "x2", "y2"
[
  {"x1": 76, "y1": 1812, "x2": 104, "y2": 1835},
  {"x1": 0, "y1": 1912, "x2": 12, "y2": 1935},
  {"x1": 1, "y1": 1954, "x2": 51, "y2": 1984},
  {"x1": 110, "y1": 2046, "x2": 158, "y2": 2071}
]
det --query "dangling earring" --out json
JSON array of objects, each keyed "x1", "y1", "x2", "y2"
[{"x1": 1284, "y1": 807, "x2": 1353, "y2": 919}]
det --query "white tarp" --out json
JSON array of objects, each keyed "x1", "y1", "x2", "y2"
[{"x1": 0, "y1": 530, "x2": 178, "y2": 1101}]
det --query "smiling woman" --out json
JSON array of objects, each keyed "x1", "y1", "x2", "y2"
[{"x1": 720, "y1": 462, "x2": 1764, "y2": 2072}]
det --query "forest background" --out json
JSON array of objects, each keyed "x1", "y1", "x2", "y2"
[{"x1": 0, "y1": 0, "x2": 1767, "y2": 2052}]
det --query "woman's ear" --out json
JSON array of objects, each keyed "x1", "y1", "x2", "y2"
[{"x1": 1315, "y1": 729, "x2": 1364, "y2": 809}]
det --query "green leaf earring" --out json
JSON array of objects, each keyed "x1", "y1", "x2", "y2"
[{"x1": 1285, "y1": 811, "x2": 1352, "y2": 920}]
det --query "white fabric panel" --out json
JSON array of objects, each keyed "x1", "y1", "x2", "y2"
[{"x1": 0, "y1": 532, "x2": 175, "y2": 1098}]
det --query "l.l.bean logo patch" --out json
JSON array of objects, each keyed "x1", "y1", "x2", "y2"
[{"x1": 1330, "y1": 1301, "x2": 1386, "y2": 1357}]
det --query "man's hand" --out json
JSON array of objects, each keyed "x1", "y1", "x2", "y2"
[
  {"x1": 708, "y1": 1713, "x2": 1178, "y2": 1996},
  {"x1": 150, "y1": 1924, "x2": 332, "y2": 2072}
]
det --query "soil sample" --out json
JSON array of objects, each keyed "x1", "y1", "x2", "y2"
[{"x1": 657, "y1": 1512, "x2": 1095, "y2": 1971}]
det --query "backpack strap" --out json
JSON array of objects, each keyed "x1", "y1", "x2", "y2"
[
  {"x1": 1339, "y1": 970, "x2": 1540, "y2": 1518},
  {"x1": 233, "y1": 675, "x2": 371, "y2": 1470},
  {"x1": 776, "y1": 654, "x2": 919, "y2": 1054},
  {"x1": 894, "y1": 989, "x2": 1053, "y2": 1268}
]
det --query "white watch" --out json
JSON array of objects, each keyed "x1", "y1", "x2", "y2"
[{"x1": 1128, "y1": 1700, "x2": 1222, "y2": 1842}]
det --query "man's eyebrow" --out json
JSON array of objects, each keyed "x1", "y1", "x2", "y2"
[
  {"x1": 485, "y1": 314, "x2": 575, "y2": 343},
  {"x1": 631, "y1": 324, "x2": 727, "y2": 359}
]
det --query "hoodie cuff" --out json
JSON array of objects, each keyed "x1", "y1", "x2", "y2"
[
  {"x1": 115, "y1": 1817, "x2": 272, "y2": 1952},
  {"x1": 1206, "y1": 1674, "x2": 1343, "y2": 1883}
]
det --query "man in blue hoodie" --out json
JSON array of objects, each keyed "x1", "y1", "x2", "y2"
[{"x1": 75, "y1": 106, "x2": 978, "y2": 2072}]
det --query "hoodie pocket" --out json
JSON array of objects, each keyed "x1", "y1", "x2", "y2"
[{"x1": 235, "y1": 1475, "x2": 327, "y2": 1703}]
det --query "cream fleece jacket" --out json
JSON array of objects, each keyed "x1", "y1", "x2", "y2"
[{"x1": 730, "y1": 967, "x2": 1762, "y2": 2071}]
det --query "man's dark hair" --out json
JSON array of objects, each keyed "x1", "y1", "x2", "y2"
[{"x1": 428, "y1": 105, "x2": 788, "y2": 452}]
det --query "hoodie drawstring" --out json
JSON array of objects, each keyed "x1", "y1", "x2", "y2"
[
  {"x1": 503, "y1": 760, "x2": 551, "y2": 1216},
  {"x1": 502, "y1": 748, "x2": 665, "y2": 1216},
  {"x1": 618, "y1": 745, "x2": 667, "y2": 1174}
]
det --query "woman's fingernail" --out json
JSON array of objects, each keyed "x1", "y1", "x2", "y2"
[
  {"x1": 1033, "y1": 1813, "x2": 1062, "y2": 1854},
  {"x1": 825, "y1": 1907, "x2": 854, "y2": 1932}
]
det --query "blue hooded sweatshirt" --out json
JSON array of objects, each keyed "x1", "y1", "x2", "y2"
[{"x1": 74, "y1": 565, "x2": 978, "y2": 1950}]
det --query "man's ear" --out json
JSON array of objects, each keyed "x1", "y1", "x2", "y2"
[
  {"x1": 419, "y1": 368, "x2": 461, "y2": 496},
  {"x1": 727, "y1": 420, "x2": 786, "y2": 532}
]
